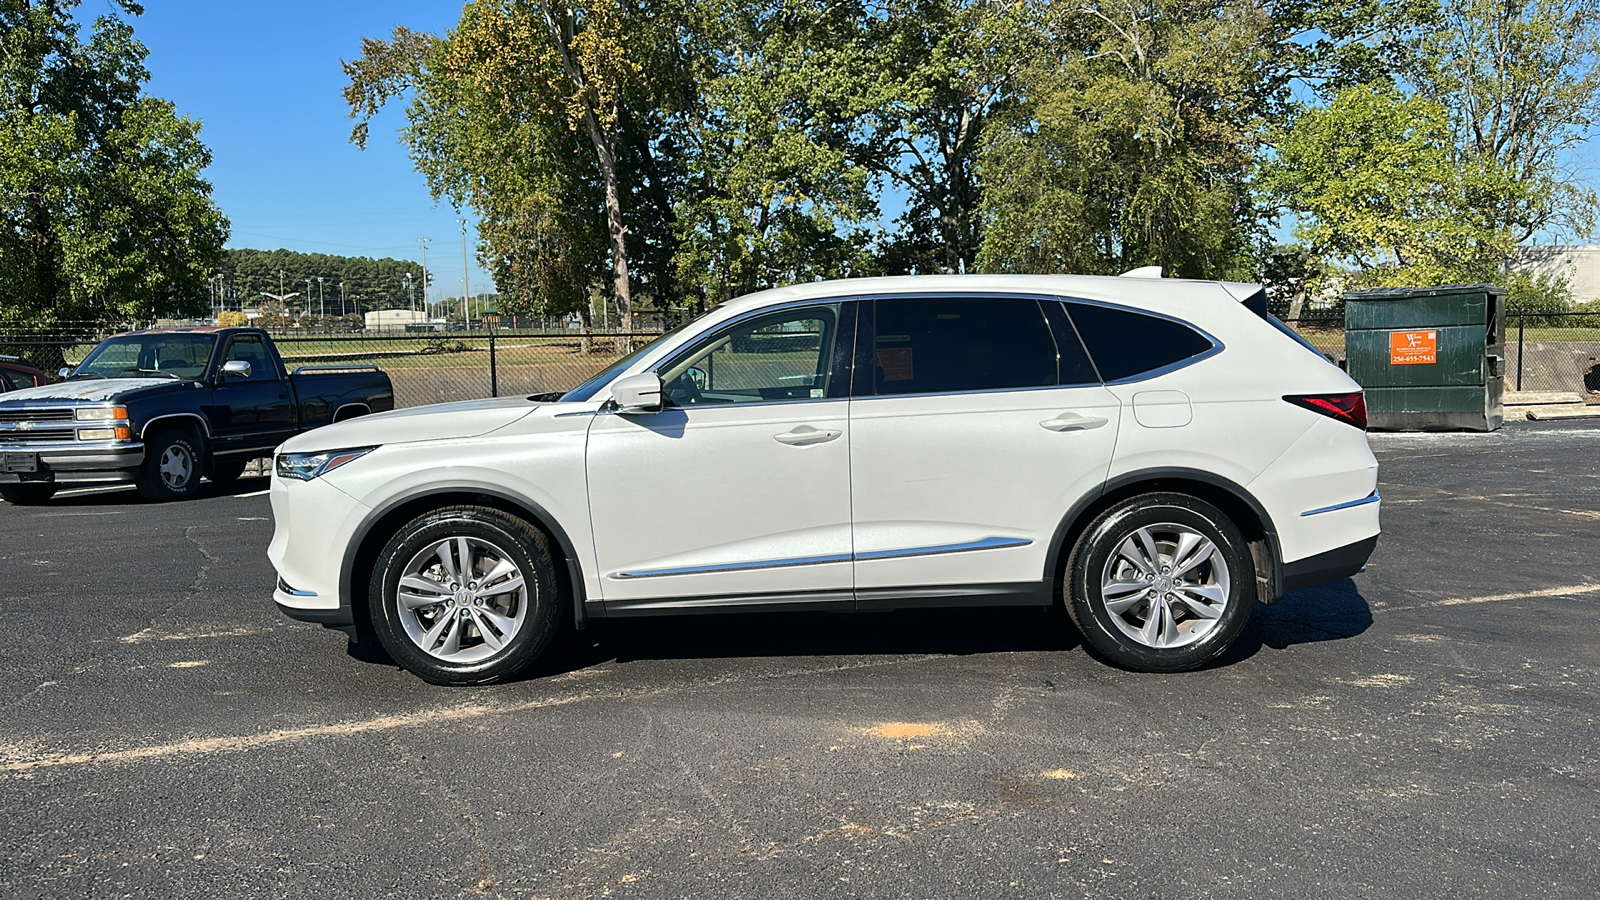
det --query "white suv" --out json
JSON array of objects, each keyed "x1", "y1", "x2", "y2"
[{"x1": 268, "y1": 275, "x2": 1378, "y2": 684}]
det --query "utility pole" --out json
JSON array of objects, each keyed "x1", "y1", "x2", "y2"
[
  {"x1": 459, "y1": 219, "x2": 471, "y2": 328},
  {"x1": 340, "y1": 281, "x2": 346, "y2": 318},
  {"x1": 418, "y1": 237, "x2": 431, "y2": 319},
  {"x1": 317, "y1": 276, "x2": 325, "y2": 320},
  {"x1": 304, "y1": 279, "x2": 312, "y2": 321}
]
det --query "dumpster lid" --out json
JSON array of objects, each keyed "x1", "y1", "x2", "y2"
[{"x1": 1343, "y1": 283, "x2": 1507, "y2": 301}]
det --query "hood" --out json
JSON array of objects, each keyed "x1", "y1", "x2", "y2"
[
  {"x1": 0, "y1": 377, "x2": 186, "y2": 405},
  {"x1": 278, "y1": 395, "x2": 543, "y2": 452}
]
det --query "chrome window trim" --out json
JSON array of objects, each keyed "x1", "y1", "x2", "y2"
[
  {"x1": 1301, "y1": 491, "x2": 1381, "y2": 517},
  {"x1": 613, "y1": 536, "x2": 1033, "y2": 579}
]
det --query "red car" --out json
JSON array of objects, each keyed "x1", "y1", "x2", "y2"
[{"x1": 0, "y1": 355, "x2": 49, "y2": 393}]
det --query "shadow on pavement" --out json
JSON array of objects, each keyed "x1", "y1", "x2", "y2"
[
  {"x1": 7, "y1": 475, "x2": 272, "y2": 507},
  {"x1": 1218, "y1": 578, "x2": 1373, "y2": 665}
]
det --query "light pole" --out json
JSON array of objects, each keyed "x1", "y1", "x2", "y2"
[
  {"x1": 459, "y1": 219, "x2": 471, "y2": 328},
  {"x1": 403, "y1": 273, "x2": 413, "y2": 315},
  {"x1": 317, "y1": 276, "x2": 325, "y2": 322},
  {"x1": 303, "y1": 279, "x2": 311, "y2": 321},
  {"x1": 340, "y1": 281, "x2": 346, "y2": 318},
  {"x1": 418, "y1": 237, "x2": 431, "y2": 319}
]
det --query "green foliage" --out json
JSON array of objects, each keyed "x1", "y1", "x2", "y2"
[
  {"x1": 0, "y1": 0, "x2": 228, "y2": 335},
  {"x1": 222, "y1": 248, "x2": 427, "y2": 313},
  {"x1": 1260, "y1": 83, "x2": 1516, "y2": 289},
  {"x1": 977, "y1": 0, "x2": 1266, "y2": 279},
  {"x1": 1504, "y1": 270, "x2": 1574, "y2": 323}
]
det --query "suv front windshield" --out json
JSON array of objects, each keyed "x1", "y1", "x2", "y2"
[{"x1": 73, "y1": 333, "x2": 218, "y2": 381}]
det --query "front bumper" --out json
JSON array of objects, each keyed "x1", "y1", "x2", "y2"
[
  {"x1": 268, "y1": 471, "x2": 371, "y2": 635},
  {"x1": 0, "y1": 441, "x2": 145, "y2": 484}
]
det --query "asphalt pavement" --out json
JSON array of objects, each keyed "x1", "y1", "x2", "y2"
[{"x1": 1, "y1": 423, "x2": 1597, "y2": 899}]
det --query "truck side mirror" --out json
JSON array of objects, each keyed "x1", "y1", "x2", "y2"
[
  {"x1": 221, "y1": 360, "x2": 252, "y2": 379},
  {"x1": 57, "y1": 367, "x2": 73, "y2": 380}
]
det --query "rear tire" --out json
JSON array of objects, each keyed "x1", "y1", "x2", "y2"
[
  {"x1": 0, "y1": 483, "x2": 58, "y2": 505},
  {"x1": 1065, "y1": 493, "x2": 1254, "y2": 672},
  {"x1": 369, "y1": 506, "x2": 562, "y2": 685},
  {"x1": 136, "y1": 429, "x2": 203, "y2": 502}
]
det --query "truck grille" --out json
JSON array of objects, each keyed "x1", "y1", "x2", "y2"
[
  {"x1": 0, "y1": 428, "x2": 75, "y2": 443},
  {"x1": 0, "y1": 409, "x2": 75, "y2": 424}
]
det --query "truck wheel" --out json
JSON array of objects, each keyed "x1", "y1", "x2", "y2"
[
  {"x1": 136, "y1": 429, "x2": 203, "y2": 502},
  {"x1": 0, "y1": 483, "x2": 58, "y2": 505},
  {"x1": 369, "y1": 506, "x2": 561, "y2": 685},
  {"x1": 209, "y1": 458, "x2": 249, "y2": 483}
]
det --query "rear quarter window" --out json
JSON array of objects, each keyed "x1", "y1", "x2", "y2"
[{"x1": 1065, "y1": 302, "x2": 1215, "y2": 382}]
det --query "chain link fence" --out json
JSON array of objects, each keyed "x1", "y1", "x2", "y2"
[{"x1": 7, "y1": 315, "x2": 1598, "y2": 403}]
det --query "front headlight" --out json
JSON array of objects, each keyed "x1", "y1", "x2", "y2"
[
  {"x1": 75, "y1": 406, "x2": 128, "y2": 422},
  {"x1": 275, "y1": 446, "x2": 378, "y2": 481}
]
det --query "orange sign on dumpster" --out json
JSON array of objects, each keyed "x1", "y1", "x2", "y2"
[{"x1": 1390, "y1": 330, "x2": 1438, "y2": 365}]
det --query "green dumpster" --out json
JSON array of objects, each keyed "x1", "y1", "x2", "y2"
[{"x1": 1343, "y1": 284, "x2": 1506, "y2": 431}]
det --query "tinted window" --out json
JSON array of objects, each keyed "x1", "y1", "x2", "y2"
[
  {"x1": 76, "y1": 333, "x2": 217, "y2": 380},
  {"x1": 1065, "y1": 303, "x2": 1214, "y2": 382},
  {"x1": 871, "y1": 297, "x2": 1059, "y2": 395},
  {"x1": 659, "y1": 304, "x2": 840, "y2": 406},
  {"x1": 0, "y1": 369, "x2": 19, "y2": 391}
]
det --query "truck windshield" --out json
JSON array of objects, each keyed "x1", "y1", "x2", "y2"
[{"x1": 74, "y1": 334, "x2": 218, "y2": 380}]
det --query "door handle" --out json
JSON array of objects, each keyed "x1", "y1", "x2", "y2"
[
  {"x1": 774, "y1": 426, "x2": 842, "y2": 446},
  {"x1": 1040, "y1": 413, "x2": 1109, "y2": 432}
]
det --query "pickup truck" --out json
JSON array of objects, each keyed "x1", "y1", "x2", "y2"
[{"x1": 0, "y1": 327, "x2": 393, "y2": 504}]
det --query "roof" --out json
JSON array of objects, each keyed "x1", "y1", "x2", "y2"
[{"x1": 715, "y1": 274, "x2": 1260, "y2": 318}]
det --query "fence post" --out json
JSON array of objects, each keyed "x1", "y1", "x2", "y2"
[
  {"x1": 1516, "y1": 312, "x2": 1525, "y2": 392},
  {"x1": 489, "y1": 326, "x2": 498, "y2": 397}
]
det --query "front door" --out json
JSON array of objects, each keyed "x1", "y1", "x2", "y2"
[
  {"x1": 208, "y1": 333, "x2": 296, "y2": 454},
  {"x1": 848, "y1": 295, "x2": 1121, "y2": 603},
  {"x1": 585, "y1": 302, "x2": 856, "y2": 608}
]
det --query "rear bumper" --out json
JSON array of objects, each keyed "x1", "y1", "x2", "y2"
[
  {"x1": 0, "y1": 441, "x2": 144, "y2": 483},
  {"x1": 1283, "y1": 535, "x2": 1378, "y2": 592}
]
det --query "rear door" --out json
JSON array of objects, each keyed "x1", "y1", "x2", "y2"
[{"x1": 847, "y1": 295, "x2": 1121, "y2": 605}]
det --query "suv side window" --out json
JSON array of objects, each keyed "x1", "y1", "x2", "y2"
[
  {"x1": 1065, "y1": 302, "x2": 1214, "y2": 382},
  {"x1": 223, "y1": 334, "x2": 278, "y2": 382},
  {"x1": 870, "y1": 297, "x2": 1061, "y2": 396},
  {"x1": 658, "y1": 304, "x2": 841, "y2": 406}
]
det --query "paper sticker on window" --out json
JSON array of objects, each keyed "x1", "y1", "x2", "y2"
[
  {"x1": 1389, "y1": 330, "x2": 1437, "y2": 365},
  {"x1": 809, "y1": 388, "x2": 824, "y2": 398},
  {"x1": 877, "y1": 347, "x2": 914, "y2": 381}
]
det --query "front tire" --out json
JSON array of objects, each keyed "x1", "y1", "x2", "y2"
[
  {"x1": 136, "y1": 429, "x2": 203, "y2": 502},
  {"x1": 1065, "y1": 493, "x2": 1254, "y2": 672},
  {"x1": 0, "y1": 483, "x2": 58, "y2": 505},
  {"x1": 369, "y1": 506, "x2": 561, "y2": 685}
]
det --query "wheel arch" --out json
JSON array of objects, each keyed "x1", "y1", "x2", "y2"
[
  {"x1": 1044, "y1": 468, "x2": 1284, "y2": 605},
  {"x1": 341, "y1": 485, "x2": 589, "y2": 642}
]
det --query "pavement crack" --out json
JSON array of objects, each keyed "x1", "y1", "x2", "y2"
[{"x1": 384, "y1": 735, "x2": 502, "y2": 897}]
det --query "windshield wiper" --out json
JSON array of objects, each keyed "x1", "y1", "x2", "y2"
[
  {"x1": 122, "y1": 367, "x2": 181, "y2": 380},
  {"x1": 69, "y1": 372, "x2": 107, "y2": 380}
]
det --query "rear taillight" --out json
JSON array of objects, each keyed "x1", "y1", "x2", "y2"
[{"x1": 1284, "y1": 392, "x2": 1367, "y2": 430}]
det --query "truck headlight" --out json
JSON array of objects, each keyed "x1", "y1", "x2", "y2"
[
  {"x1": 78, "y1": 427, "x2": 132, "y2": 441},
  {"x1": 275, "y1": 446, "x2": 378, "y2": 481},
  {"x1": 75, "y1": 406, "x2": 128, "y2": 422}
]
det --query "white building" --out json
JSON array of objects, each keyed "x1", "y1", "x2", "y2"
[
  {"x1": 1510, "y1": 245, "x2": 1600, "y2": 304},
  {"x1": 364, "y1": 309, "x2": 430, "y2": 330}
]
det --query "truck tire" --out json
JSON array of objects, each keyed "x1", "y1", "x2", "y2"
[
  {"x1": 0, "y1": 483, "x2": 58, "y2": 505},
  {"x1": 209, "y1": 458, "x2": 249, "y2": 484},
  {"x1": 137, "y1": 429, "x2": 204, "y2": 502}
]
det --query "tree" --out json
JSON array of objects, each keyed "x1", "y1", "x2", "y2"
[
  {"x1": 1259, "y1": 83, "x2": 1515, "y2": 288},
  {"x1": 977, "y1": 0, "x2": 1266, "y2": 279},
  {"x1": 1406, "y1": 0, "x2": 1600, "y2": 242},
  {"x1": 0, "y1": 0, "x2": 228, "y2": 335}
]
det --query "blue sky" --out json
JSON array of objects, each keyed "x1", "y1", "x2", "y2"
[{"x1": 86, "y1": 0, "x2": 490, "y2": 304}]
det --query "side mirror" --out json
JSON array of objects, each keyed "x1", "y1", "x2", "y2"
[
  {"x1": 221, "y1": 359, "x2": 252, "y2": 379},
  {"x1": 57, "y1": 367, "x2": 73, "y2": 379},
  {"x1": 609, "y1": 372, "x2": 663, "y2": 414}
]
